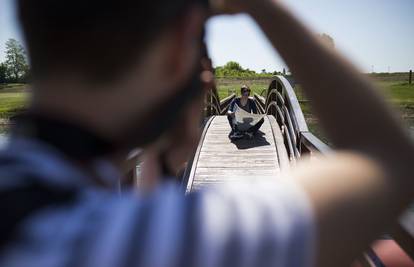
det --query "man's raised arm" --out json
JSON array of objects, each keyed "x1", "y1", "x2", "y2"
[{"x1": 212, "y1": 0, "x2": 414, "y2": 266}]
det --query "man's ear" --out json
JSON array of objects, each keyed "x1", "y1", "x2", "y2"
[{"x1": 164, "y1": 6, "x2": 206, "y2": 88}]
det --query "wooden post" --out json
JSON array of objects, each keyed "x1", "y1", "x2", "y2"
[{"x1": 410, "y1": 70, "x2": 412, "y2": 85}]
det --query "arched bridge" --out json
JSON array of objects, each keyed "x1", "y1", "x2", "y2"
[{"x1": 183, "y1": 75, "x2": 329, "y2": 193}]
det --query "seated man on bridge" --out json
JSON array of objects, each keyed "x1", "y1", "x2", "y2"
[
  {"x1": 227, "y1": 85, "x2": 264, "y2": 139},
  {"x1": 1, "y1": 0, "x2": 414, "y2": 267}
]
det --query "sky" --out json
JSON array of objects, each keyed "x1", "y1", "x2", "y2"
[{"x1": 1, "y1": 0, "x2": 413, "y2": 73}]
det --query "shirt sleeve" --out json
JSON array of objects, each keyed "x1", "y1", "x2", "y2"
[
  {"x1": 196, "y1": 180, "x2": 316, "y2": 267},
  {"x1": 229, "y1": 99, "x2": 236, "y2": 112}
]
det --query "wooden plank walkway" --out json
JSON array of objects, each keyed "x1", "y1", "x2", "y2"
[{"x1": 186, "y1": 115, "x2": 288, "y2": 192}]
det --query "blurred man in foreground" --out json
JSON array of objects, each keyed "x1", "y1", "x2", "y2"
[{"x1": 0, "y1": 0, "x2": 413, "y2": 267}]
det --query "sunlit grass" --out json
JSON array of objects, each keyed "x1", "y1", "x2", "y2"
[
  {"x1": 0, "y1": 84, "x2": 29, "y2": 119},
  {"x1": 379, "y1": 82, "x2": 414, "y2": 105},
  {"x1": 216, "y1": 78, "x2": 270, "y2": 99}
]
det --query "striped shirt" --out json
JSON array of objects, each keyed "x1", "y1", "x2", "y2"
[{"x1": 0, "y1": 136, "x2": 315, "y2": 267}]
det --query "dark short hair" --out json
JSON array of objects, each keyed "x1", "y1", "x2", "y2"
[
  {"x1": 17, "y1": 0, "x2": 197, "y2": 83},
  {"x1": 240, "y1": 85, "x2": 250, "y2": 93}
]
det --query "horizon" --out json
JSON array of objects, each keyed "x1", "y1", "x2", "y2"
[{"x1": 1, "y1": 0, "x2": 413, "y2": 73}]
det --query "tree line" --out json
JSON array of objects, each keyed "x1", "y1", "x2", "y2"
[
  {"x1": 214, "y1": 61, "x2": 285, "y2": 78},
  {"x1": 0, "y1": 39, "x2": 30, "y2": 84}
]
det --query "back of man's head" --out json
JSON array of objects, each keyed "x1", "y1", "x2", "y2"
[
  {"x1": 17, "y1": 0, "x2": 196, "y2": 83},
  {"x1": 16, "y1": 0, "x2": 208, "y2": 153}
]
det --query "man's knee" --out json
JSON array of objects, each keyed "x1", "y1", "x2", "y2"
[
  {"x1": 255, "y1": 118, "x2": 264, "y2": 129},
  {"x1": 248, "y1": 118, "x2": 264, "y2": 133}
]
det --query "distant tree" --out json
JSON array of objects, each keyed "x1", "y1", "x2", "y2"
[
  {"x1": 261, "y1": 69, "x2": 266, "y2": 74},
  {"x1": 225, "y1": 61, "x2": 243, "y2": 72},
  {"x1": 215, "y1": 61, "x2": 249, "y2": 77},
  {"x1": 0, "y1": 63, "x2": 7, "y2": 84},
  {"x1": 19, "y1": 63, "x2": 31, "y2": 83},
  {"x1": 214, "y1": 61, "x2": 273, "y2": 78},
  {"x1": 5, "y1": 38, "x2": 29, "y2": 82}
]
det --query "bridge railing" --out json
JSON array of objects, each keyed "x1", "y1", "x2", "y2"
[
  {"x1": 205, "y1": 84, "x2": 236, "y2": 116},
  {"x1": 220, "y1": 93, "x2": 236, "y2": 113},
  {"x1": 255, "y1": 75, "x2": 330, "y2": 161}
]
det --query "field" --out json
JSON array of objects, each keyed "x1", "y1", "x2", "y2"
[
  {"x1": 216, "y1": 77, "x2": 271, "y2": 99},
  {"x1": 216, "y1": 73, "x2": 414, "y2": 144},
  {"x1": 0, "y1": 84, "x2": 29, "y2": 120},
  {"x1": 0, "y1": 73, "x2": 413, "y2": 142}
]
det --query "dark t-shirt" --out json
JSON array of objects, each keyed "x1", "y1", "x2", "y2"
[{"x1": 229, "y1": 97, "x2": 258, "y2": 113}]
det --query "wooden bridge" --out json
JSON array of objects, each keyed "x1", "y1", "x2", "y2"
[
  {"x1": 125, "y1": 75, "x2": 414, "y2": 267},
  {"x1": 182, "y1": 75, "x2": 329, "y2": 193},
  {"x1": 185, "y1": 115, "x2": 286, "y2": 192}
]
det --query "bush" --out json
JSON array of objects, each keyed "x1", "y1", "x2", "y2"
[{"x1": 214, "y1": 61, "x2": 278, "y2": 78}]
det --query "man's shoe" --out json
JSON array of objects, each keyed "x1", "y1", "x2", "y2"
[
  {"x1": 228, "y1": 130, "x2": 234, "y2": 139},
  {"x1": 230, "y1": 131, "x2": 244, "y2": 140}
]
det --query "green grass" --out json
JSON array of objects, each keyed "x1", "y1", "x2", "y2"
[
  {"x1": 379, "y1": 82, "x2": 414, "y2": 105},
  {"x1": 216, "y1": 77, "x2": 271, "y2": 99},
  {"x1": 0, "y1": 84, "x2": 29, "y2": 119},
  {"x1": 0, "y1": 83, "x2": 27, "y2": 91},
  {"x1": 1, "y1": 75, "x2": 413, "y2": 140},
  {"x1": 306, "y1": 81, "x2": 414, "y2": 144}
]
